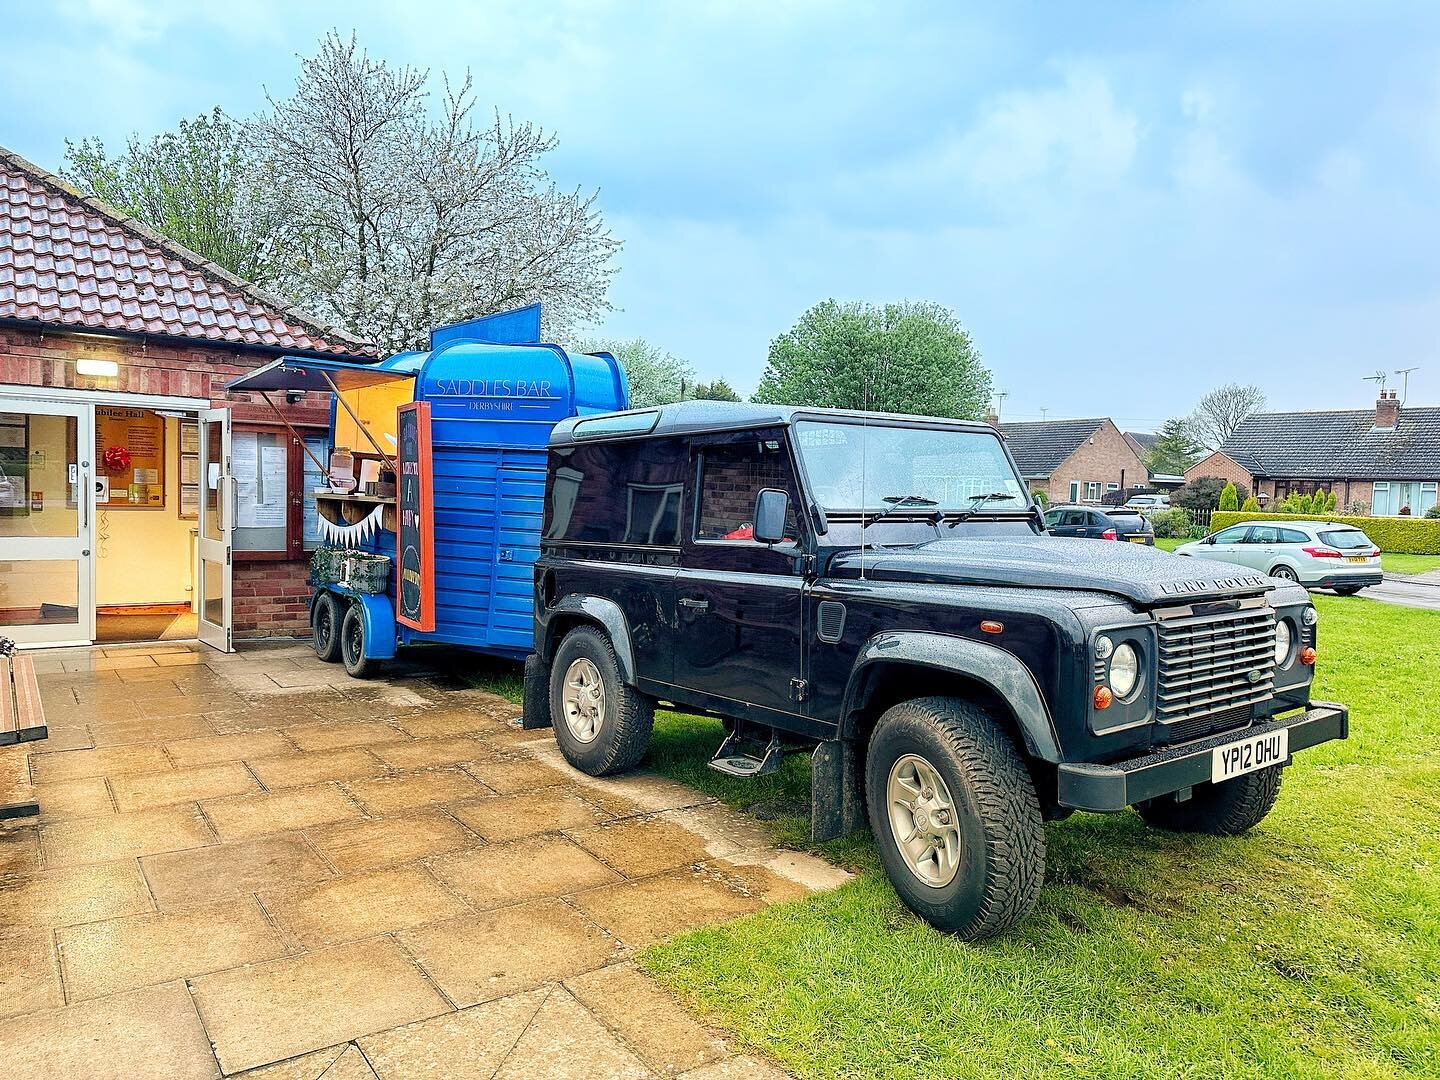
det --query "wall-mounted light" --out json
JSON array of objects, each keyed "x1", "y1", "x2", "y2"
[
  {"x1": 285, "y1": 389, "x2": 306, "y2": 404},
  {"x1": 76, "y1": 358, "x2": 120, "y2": 378}
]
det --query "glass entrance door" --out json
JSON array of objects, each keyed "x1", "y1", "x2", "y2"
[
  {"x1": 197, "y1": 407, "x2": 233, "y2": 652},
  {"x1": 0, "y1": 400, "x2": 95, "y2": 646}
]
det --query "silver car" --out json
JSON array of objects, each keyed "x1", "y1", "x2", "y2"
[{"x1": 1176, "y1": 520, "x2": 1382, "y2": 595}]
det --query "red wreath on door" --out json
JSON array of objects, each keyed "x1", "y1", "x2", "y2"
[{"x1": 102, "y1": 445, "x2": 132, "y2": 474}]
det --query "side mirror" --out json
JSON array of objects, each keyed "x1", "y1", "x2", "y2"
[
  {"x1": 752, "y1": 488, "x2": 790, "y2": 545},
  {"x1": 1203, "y1": 535, "x2": 1215, "y2": 545}
]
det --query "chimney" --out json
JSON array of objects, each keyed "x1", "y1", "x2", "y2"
[
  {"x1": 1375, "y1": 389, "x2": 1400, "y2": 430},
  {"x1": 983, "y1": 409, "x2": 1000, "y2": 427}
]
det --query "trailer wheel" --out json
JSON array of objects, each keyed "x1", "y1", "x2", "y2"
[
  {"x1": 550, "y1": 625, "x2": 653, "y2": 775},
  {"x1": 865, "y1": 696, "x2": 1045, "y2": 939},
  {"x1": 340, "y1": 603, "x2": 382, "y2": 679},
  {"x1": 311, "y1": 592, "x2": 342, "y2": 663}
]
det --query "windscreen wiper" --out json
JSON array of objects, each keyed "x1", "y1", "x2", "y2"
[
  {"x1": 862, "y1": 494, "x2": 940, "y2": 533},
  {"x1": 944, "y1": 491, "x2": 1017, "y2": 526}
]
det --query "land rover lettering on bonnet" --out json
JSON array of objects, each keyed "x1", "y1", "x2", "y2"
[{"x1": 526, "y1": 402, "x2": 1348, "y2": 938}]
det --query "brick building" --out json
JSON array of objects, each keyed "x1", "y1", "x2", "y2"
[
  {"x1": 1184, "y1": 393, "x2": 1440, "y2": 515},
  {"x1": 997, "y1": 417, "x2": 1150, "y2": 505},
  {"x1": 0, "y1": 147, "x2": 377, "y2": 649}
]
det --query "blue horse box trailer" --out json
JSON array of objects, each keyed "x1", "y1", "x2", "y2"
[{"x1": 225, "y1": 304, "x2": 630, "y2": 666}]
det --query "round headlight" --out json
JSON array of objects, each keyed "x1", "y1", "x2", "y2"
[
  {"x1": 1109, "y1": 642, "x2": 1140, "y2": 699},
  {"x1": 1274, "y1": 620, "x2": 1293, "y2": 667}
]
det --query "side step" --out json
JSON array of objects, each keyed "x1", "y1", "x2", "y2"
[{"x1": 708, "y1": 726, "x2": 784, "y2": 778}]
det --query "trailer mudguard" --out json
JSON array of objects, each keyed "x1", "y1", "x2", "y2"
[
  {"x1": 841, "y1": 630, "x2": 1061, "y2": 761},
  {"x1": 543, "y1": 594, "x2": 637, "y2": 684},
  {"x1": 317, "y1": 586, "x2": 398, "y2": 660}
]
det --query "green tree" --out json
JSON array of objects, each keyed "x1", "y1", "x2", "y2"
[
  {"x1": 753, "y1": 299, "x2": 991, "y2": 418},
  {"x1": 1241, "y1": 495, "x2": 1260, "y2": 512},
  {"x1": 1144, "y1": 417, "x2": 1202, "y2": 476},
  {"x1": 63, "y1": 108, "x2": 280, "y2": 283},
  {"x1": 1173, "y1": 475, "x2": 1247, "y2": 512},
  {"x1": 691, "y1": 377, "x2": 741, "y2": 402},
  {"x1": 1219, "y1": 482, "x2": 1240, "y2": 511},
  {"x1": 580, "y1": 338, "x2": 692, "y2": 408}
]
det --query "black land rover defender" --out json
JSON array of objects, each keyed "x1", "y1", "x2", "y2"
[{"x1": 524, "y1": 403, "x2": 1348, "y2": 938}]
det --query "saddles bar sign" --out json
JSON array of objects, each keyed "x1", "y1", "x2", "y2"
[{"x1": 396, "y1": 401, "x2": 435, "y2": 631}]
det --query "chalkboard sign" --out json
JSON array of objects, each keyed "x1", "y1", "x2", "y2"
[{"x1": 396, "y1": 401, "x2": 435, "y2": 631}]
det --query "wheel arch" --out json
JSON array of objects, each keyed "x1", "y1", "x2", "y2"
[
  {"x1": 339, "y1": 590, "x2": 397, "y2": 660},
  {"x1": 840, "y1": 632, "x2": 1060, "y2": 763},
  {"x1": 542, "y1": 594, "x2": 637, "y2": 684}
]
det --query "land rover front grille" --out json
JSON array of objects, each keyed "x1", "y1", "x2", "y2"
[{"x1": 1155, "y1": 600, "x2": 1276, "y2": 736}]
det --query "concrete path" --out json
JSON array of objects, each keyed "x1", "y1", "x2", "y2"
[
  {"x1": 1361, "y1": 570, "x2": 1440, "y2": 610},
  {"x1": 0, "y1": 642, "x2": 848, "y2": 1079}
]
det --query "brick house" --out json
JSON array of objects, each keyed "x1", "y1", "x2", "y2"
[
  {"x1": 997, "y1": 417, "x2": 1149, "y2": 504},
  {"x1": 1184, "y1": 392, "x2": 1440, "y2": 516},
  {"x1": 0, "y1": 146, "x2": 378, "y2": 648}
]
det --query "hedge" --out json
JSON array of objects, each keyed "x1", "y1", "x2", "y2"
[{"x1": 1208, "y1": 511, "x2": 1440, "y2": 555}]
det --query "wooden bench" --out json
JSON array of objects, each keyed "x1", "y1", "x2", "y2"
[{"x1": 1, "y1": 644, "x2": 47, "y2": 820}]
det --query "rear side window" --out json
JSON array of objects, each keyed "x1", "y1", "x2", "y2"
[
  {"x1": 695, "y1": 439, "x2": 799, "y2": 543},
  {"x1": 1319, "y1": 529, "x2": 1373, "y2": 550},
  {"x1": 1278, "y1": 529, "x2": 1310, "y2": 544},
  {"x1": 544, "y1": 437, "x2": 686, "y2": 546}
]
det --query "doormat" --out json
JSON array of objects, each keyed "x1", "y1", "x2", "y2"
[{"x1": 95, "y1": 608, "x2": 198, "y2": 644}]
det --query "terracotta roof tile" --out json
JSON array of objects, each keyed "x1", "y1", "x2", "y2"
[{"x1": 0, "y1": 146, "x2": 375, "y2": 357}]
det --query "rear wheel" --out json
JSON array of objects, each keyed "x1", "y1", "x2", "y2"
[
  {"x1": 1333, "y1": 585, "x2": 1364, "y2": 596},
  {"x1": 311, "y1": 592, "x2": 342, "y2": 663},
  {"x1": 1269, "y1": 564, "x2": 1299, "y2": 582},
  {"x1": 1135, "y1": 766, "x2": 1283, "y2": 835},
  {"x1": 865, "y1": 697, "x2": 1045, "y2": 939},
  {"x1": 339, "y1": 603, "x2": 381, "y2": 679},
  {"x1": 549, "y1": 626, "x2": 654, "y2": 775}
]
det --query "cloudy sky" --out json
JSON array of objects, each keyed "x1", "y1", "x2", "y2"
[{"x1": 4, "y1": 1, "x2": 1437, "y2": 425}]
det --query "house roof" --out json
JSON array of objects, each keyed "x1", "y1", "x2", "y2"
[
  {"x1": 1124, "y1": 430, "x2": 1159, "y2": 452},
  {"x1": 1218, "y1": 407, "x2": 1440, "y2": 480},
  {"x1": 997, "y1": 418, "x2": 1106, "y2": 477},
  {"x1": 0, "y1": 147, "x2": 375, "y2": 357}
]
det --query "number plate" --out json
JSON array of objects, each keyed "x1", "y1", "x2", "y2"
[
  {"x1": 1129, "y1": 537, "x2": 1148, "y2": 544},
  {"x1": 1345, "y1": 555, "x2": 1369, "y2": 563},
  {"x1": 1211, "y1": 728, "x2": 1289, "y2": 783}
]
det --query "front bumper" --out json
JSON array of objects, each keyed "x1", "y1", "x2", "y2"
[{"x1": 1056, "y1": 702, "x2": 1348, "y2": 812}]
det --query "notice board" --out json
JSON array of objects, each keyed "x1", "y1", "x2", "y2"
[
  {"x1": 396, "y1": 401, "x2": 435, "y2": 631},
  {"x1": 95, "y1": 406, "x2": 165, "y2": 508}
]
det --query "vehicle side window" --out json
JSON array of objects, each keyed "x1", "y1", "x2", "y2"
[
  {"x1": 543, "y1": 437, "x2": 686, "y2": 546},
  {"x1": 1211, "y1": 526, "x2": 1249, "y2": 544},
  {"x1": 1247, "y1": 526, "x2": 1279, "y2": 544},
  {"x1": 1061, "y1": 510, "x2": 1086, "y2": 527},
  {"x1": 695, "y1": 439, "x2": 799, "y2": 544},
  {"x1": 1043, "y1": 509, "x2": 1063, "y2": 527},
  {"x1": 1279, "y1": 529, "x2": 1309, "y2": 544}
]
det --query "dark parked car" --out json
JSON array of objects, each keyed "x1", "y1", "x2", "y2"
[
  {"x1": 526, "y1": 403, "x2": 1347, "y2": 938},
  {"x1": 1044, "y1": 504, "x2": 1154, "y2": 544}
]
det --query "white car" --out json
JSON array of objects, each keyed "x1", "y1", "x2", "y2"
[
  {"x1": 1176, "y1": 520, "x2": 1382, "y2": 595},
  {"x1": 1123, "y1": 493, "x2": 1170, "y2": 510}
]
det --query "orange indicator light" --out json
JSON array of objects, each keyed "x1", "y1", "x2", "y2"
[
  {"x1": 980, "y1": 620, "x2": 1004, "y2": 635},
  {"x1": 1093, "y1": 685, "x2": 1113, "y2": 710},
  {"x1": 1299, "y1": 647, "x2": 1316, "y2": 666}
]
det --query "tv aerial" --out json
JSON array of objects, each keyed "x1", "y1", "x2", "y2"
[
  {"x1": 1394, "y1": 366, "x2": 1419, "y2": 404},
  {"x1": 1362, "y1": 370, "x2": 1388, "y2": 394}
]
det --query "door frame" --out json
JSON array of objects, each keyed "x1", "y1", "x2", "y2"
[
  {"x1": 196, "y1": 407, "x2": 233, "y2": 652},
  {"x1": 0, "y1": 385, "x2": 217, "y2": 649}
]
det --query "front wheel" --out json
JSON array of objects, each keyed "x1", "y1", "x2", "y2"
[
  {"x1": 1269, "y1": 564, "x2": 1299, "y2": 582},
  {"x1": 339, "y1": 602, "x2": 382, "y2": 679},
  {"x1": 311, "y1": 591, "x2": 342, "y2": 663},
  {"x1": 865, "y1": 697, "x2": 1045, "y2": 939},
  {"x1": 549, "y1": 626, "x2": 654, "y2": 775},
  {"x1": 1135, "y1": 765, "x2": 1283, "y2": 835}
]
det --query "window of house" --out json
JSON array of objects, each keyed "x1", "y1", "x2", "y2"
[
  {"x1": 232, "y1": 426, "x2": 328, "y2": 559},
  {"x1": 1083, "y1": 481, "x2": 1103, "y2": 502},
  {"x1": 1068, "y1": 481, "x2": 1080, "y2": 502},
  {"x1": 695, "y1": 440, "x2": 799, "y2": 543}
]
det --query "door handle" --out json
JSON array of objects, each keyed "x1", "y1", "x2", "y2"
[{"x1": 679, "y1": 597, "x2": 710, "y2": 612}]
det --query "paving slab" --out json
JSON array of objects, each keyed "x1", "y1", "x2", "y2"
[
  {"x1": 569, "y1": 868, "x2": 765, "y2": 948},
  {"x1": 0, "y1": 824, "x2": 41, "y2": 875},
  {"x1": 110, "y1": 762, "x2": 260, "y2": 811},
  {"x1": 40, "y1": 803, "x2": 214, "y2": 867},
  {"x1": 494, "y1": 986, "x2": 653, "y2": 1080},
  {"x1": 358, "y1": 986, "x2": 547, "y2": 1079},
  {"x1": 0, "y1": 928, "x2": 64, "y2": 1021},
  {"x1": 428, "y1": 835, "x2": 621, "y2": 909},
  {"x1": 396, "y1": 707, "x2": 509, "y2": 739},
  {"x1": 398, "y1": 899, "x2": 620, "y2": 1006},
  {"x1": 245, "y1": 747, "x2": 388, "y2": 790},
  {"x1": 90, "y1": 713, "x2": 212, "y2": 747},
  {"x1": 260, "y1": 865, "x2": 470, "y2": 949},
  {"x1": 370, "y1": 734, "x2": 492, "y2": 770},
  {"x1": 464, "y1": 754, "x2": 570, "y2": 794},
  {"x1": 566, "y1": 961, "x2": 730, "y2": 1075},
  {"x1": 0, "y1": 981, "x2": 218, "y2": 1080},
  {"x1": 165, "y1": 730, "x2": 296, "y2": 768},
  {"x1": 29, "y1": 744, "x2": 171, "y2": 784},
  {"x1": 56, "y1": 898, "x2": 287, "y2": 1002},
  {"x1": 307, "y1": 809, "x2": 476, "y2": 873},
  {"x1": 567, "y1": 813, "x2": 713, "y2": 878},
  {"x1": 26, "y1": 776, "x2": 114, "y2": 822},
  {"x1": 142, "y1": 834, "x2": 334, "y2": 910},
  {"x1": 232, "y1": 1044, "x2": 376, "y2": 1080},
  {"x1": 451, "y1": 788, "x2": 611, "y2": 843},
  {"x1": 283, "y1": 720, "x2": 410, "y2": 752},
  {"x1": 202, "y1": 783, "x2": 364, "y2": 842},
  {"x1": 344, "y1": 767, "x2": 494, "y2": 816},
  {"x1": 191, "y1": 937, "x2": 451, "y2": 1075},
  {"x1": 0, "y1": 861, "x2": 153, "y2": 930}
]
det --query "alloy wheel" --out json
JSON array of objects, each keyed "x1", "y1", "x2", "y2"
[
  {"x1": 887, "y1": 753, "x2": 963, "y2": 887},
  {"x1": 561, "y1": 657, "x2": 606, "y2": 743}
]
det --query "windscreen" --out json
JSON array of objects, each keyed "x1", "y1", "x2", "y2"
[
  {"x1": 794, "y1": 420, "x2": 1027, "y2": 512},
  {"x1": 1318, "y1": 528, "x2": 1374, "y2": 550}
]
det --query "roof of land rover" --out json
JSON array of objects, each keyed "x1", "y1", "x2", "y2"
[{"x1": 550, "y1": 401, "x2": 995, "y2": 446}]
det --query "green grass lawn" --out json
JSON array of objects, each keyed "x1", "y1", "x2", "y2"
[
  {"x1": 1154, "y1": 536, "x2": 1186, "y2": 552},
  {"x1": 630, "y1": 597, "x2": 1440, "y2": 1078},
  {"x1": 1380, "y1": 552, "x2": 1440, "y2": 576}
]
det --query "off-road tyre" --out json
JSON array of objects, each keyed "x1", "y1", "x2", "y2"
[
  {"x1": 865, "y1": 696, "x2": 1046, "y2": 939},
  {"x1": 339, "y1": 603, "x2": 381, "y2": 680},
  {"x1": 311, "y1": 591, "x2": 342, "y2": 663},
  {"x1": 1135, "y1": 765, "x2": 1283, "y2": 835},
  {"x1": 550, "y1": 625, "x2": 654, "y2": 775}
]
